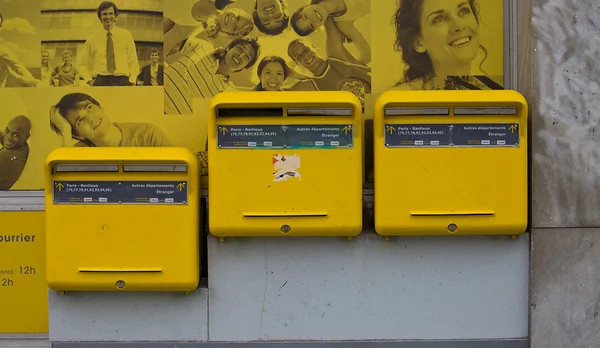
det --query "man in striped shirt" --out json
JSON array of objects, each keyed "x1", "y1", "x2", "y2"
[{"x1": 164, "y1": 36, "x2": 260, "y2": 115}]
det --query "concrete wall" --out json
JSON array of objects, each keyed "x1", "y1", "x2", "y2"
[
  {"x1": 530, "y1": 0, "x2": 600, "y2": 347},
  {"x1": 48, "y1": 231, "x2": 530, "y2": 343}
]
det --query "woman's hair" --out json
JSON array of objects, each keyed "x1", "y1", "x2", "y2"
[
  {"x1": 253, "y1": 55, "x2": 290, "y2": 91},
  {"x1": 392, "y1": 0, "x2": 488, "y2": 83},
  {"x1": 214, "y1": 0, "x2": 237, "y2": 10}
]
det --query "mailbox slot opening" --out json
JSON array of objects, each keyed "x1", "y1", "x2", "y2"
[
  {"x1": 217, "y1": 108, "x2": 284, "y2": 117},
  {"x1": 123, "y1": 164, "x2": 188, "y2": 172},
  {"x1": 54, "y1": 164, "x2": 120, "y2": 172},
  {"x1": 216, "y1": 107, "x2": 355, "y2": 117},
  {"x1": 384, "y1": 107, "x2": 449, "y2": 116},
  {"x1": 243, "y1": 212, "x2": 329, "y2": 218},
  {"x1": 78, "y1": 268, "x2": 163, "y2": 273},
  {"x1": 410, "y1": 211, "x2": 496, "y2": 217},
  {"x1": 453, "y1": 107, "x2": 518, "y2": 115},
  {"x1": 286, "y1": 107, "x2": 353, "y2": 117},
  {"x1": 384, "y1": 106, "x2": 520, "y2": 116},
  {"x1": 53, "y1": 163, "x2": 189, "y2": 173}
]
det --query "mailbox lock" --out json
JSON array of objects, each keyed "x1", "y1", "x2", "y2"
[
  {"x1": 447, "y1": 223, "x2": 458, "y2": 233},
  {"x1": 115, "y1": 280, "x2": 126, "y2": 290},
  {"x1": 281, "y1": 225, "x2": 291, "y2": 234}
]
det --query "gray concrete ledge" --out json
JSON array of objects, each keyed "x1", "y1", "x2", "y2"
[{"x1": 52, "y1": 340, "x2": 529, "y2": 348}]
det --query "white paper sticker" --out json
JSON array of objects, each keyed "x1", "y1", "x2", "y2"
[{"x1": 273, "y1": 154, "x2": 301, "y2": 182}]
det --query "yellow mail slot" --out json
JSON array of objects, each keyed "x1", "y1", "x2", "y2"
[
  {"x1": 374, "y1": 90, "x2": 528, "y2": 236},
  {"x1": 45, "y1": 147, "x2": 200, "y2": 292},
  {"x1": 208, "y1": 91, "x2": 363, "y2": 238}
]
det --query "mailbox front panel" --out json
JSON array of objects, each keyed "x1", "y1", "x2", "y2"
[
  {"x1": 373, "y1": 90, "x2": 528, "y2": 236},
  {"x1": 208, "y1": 91, "x2": 363, "y2": 237},
  {"x1": 45, "y1": 147, "x2": 200, "y2": 292}
]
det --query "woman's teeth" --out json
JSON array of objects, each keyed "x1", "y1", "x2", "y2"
[{"x1": 450, "y1": 36, "x2": 471, "y2": 47}]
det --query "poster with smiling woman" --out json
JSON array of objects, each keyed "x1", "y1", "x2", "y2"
[
  {"x1": 362, "y1": 0, "x2": 504, "y2": 190},
  {"x1": 371, "y1": 0, "x2": 504, "y2": 93}
]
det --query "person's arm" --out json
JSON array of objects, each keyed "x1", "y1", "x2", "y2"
[
  {"x1": 228, "y1": 85, "x2": 254, "y2": 91},
  {"x1": 73, "y1": 67, "x2": 82, "y2": 87},
  {"x1": 125, "y1": 32, "x2": 140, "y2": 85},
  {"x1": 76, "y1": 38, "x2": 94, "y2": 85},
  {"x1": 333, "y1": 21, "x2": 371, "y2": 65},
  {"x1": 148, "y1": 125, "x2": 171, "y2": 147},
  {"x1": 163, "y1": 17, "x2": 176, "y2": 33},
  {"x1": 323, "y1": 18, "x2": 362, "y2": 64},
  {"x1": 164, "y1": 21, "x2": 195, "y2": 57},
  {"x1": 136, "y1": 66, "x2": 145, "y2": 86},
  {"x1": 284, "y1": 79, "x2": 318, "y2": 91},
  {"x1": 0, "y1": 45, "x2": 39, "y2": 87},
  {"x1": 283, "y1": 66, "x2": 313, "y2": 81},
  {"x1": 191, "y1": 0, "x2": 223, "y2": 22},
  {"x1": 51, "y1": 66, "x2": 60, "y2": 87},
  {"x1": 49, "y1": 106, "x2": 75, "y2": 147},
  {"x1": 0, "y1": 148, "x2": 28, "y2": 190}
]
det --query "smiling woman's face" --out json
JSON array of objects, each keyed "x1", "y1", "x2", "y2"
[
  {"x1": 62, "y1": 52, "x2": 73, "y2": 63},
  {"x1": 416, "y1": 0, "x2": 480, "y2": 68},
  {"x1": 260, "y1": 61, "x2": 286, "y2": 91}
]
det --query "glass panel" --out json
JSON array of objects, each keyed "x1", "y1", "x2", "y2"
[{"x1": 49, "y1": 14, "x2": 60, "y2": 26}]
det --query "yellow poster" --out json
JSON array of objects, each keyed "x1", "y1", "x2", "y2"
[
  {"x1": 0, "y1": 212, "x2": 48, "y2": 333},
  {"x1": 0, "y1": 0, "x2": 504, "y2": 191}
]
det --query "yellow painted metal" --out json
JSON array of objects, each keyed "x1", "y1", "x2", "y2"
[
  {"x1": 0, "y1": 212, "x2": 48, "y2": 333},
  {"x1": 44, "y1": 147, "x2": 200, "y2": 291},
  {"x1": 373, "y1": 90, "x2": 528, "y2": 236},
  {"x1": 207, "y1": 91, "x2": 363, "y2": 237}
]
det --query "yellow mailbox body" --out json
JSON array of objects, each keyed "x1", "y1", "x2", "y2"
[
  {"x1": 45, "y1": 147, "x2": 200, "y2": 292},
  {"x1": 208, "y1": 91, "x2": 363, "y2": 237},
  {"x1": 374, "y1": 90, "x2": 528, "y2": 236}
]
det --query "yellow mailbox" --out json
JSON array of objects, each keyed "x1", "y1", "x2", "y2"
[
  {"x1": 45, "y1": 147, "x2": 200, "y2": 292},
  {"x1": 374, "y1": 90, "x2": 528, "y2": 236},
  {"x1": 208, "y1": 91, "x2": 363, "y2": 238}
]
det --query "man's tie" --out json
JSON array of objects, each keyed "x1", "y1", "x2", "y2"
[{"x1": 107, "y1": 32, "x2": 116, "y2": 73}]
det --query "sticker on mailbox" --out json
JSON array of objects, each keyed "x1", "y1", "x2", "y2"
[
  {"x1": 384, "y1": 123, "x2": 520, "y2": 148},
  {"x1": 217, "y1": 125, "x2": 286, "y2": 148},
  {"x1": 385, "y1": 124, "x2": 450, "y2": 147},
  {"x1": 52, "y1": 181, "x2": 188, "y2": 205}
]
